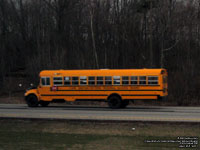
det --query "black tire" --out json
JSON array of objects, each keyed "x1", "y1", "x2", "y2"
[
  {"x1": 26, "y1": 94, "x2": 39, "y2": 107},
  {"x1": 39, "y1": 101, "x2": 50, "y2": 107},
  {"x1": 120, "y1": 100, "x2": 129, "y2": 108},
  {"x1": 108, "y1": 95, "x2": 122, "y2": 109}
]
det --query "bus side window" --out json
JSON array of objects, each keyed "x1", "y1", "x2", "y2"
[
  {"x1": 64, "y1": 76, "x2": 71, "y2": 85},
  {"x1": 105, "y1": 76, "x2": 112, "y2": 85},
  {"x1": 72, "y1": 77, "x2": 79, "y2": 85},
  {"x1": 53, "y1": 77, "x2": 63, "y2": 86},
  {"x1": 122, "y1": 76, "x2": 129, "y2": 85},
  {"x1": 80, "y1": 76, "x2": 87, "y2": 85},
  {"x1": 41, "y1": 77, "x2": 50, "y2": 86},
  {"x1": 113, "y1": 76, "x2": 120, "y2": 85},
  {"x1": 41, "y1": 78, "x2": 45, "y2": 85},
  {"x1": 139, "y1": 76, "x2": 146, "y2": 85},
  {"x1": 131, "y1": 76, "x2": 138, "y2": 85},
  {"x1": 97, "y1": 76, "x2": 104, "y2": 85},
  {"x1": 88, "y1": 76, "x2": 95, "y2": 85},
  {"x1": 148, "y1": 76, "x2": 158, "y2": 85},
  {"x1": 46, "y1": 78, "x2": 50, "y2": 85}
]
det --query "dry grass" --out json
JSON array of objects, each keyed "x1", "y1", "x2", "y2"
[
  {"x1": 0, "y1": 119, "x2": 199, "y2": 150},
  {"x1": 41, "y1": 121, "x2": 200, "y2": 137},
  {"x1": 3, "y1": 119, "x2": 199, "y2": 137}
]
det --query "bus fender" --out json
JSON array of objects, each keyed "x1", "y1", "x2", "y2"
[{"x1": 24, "y1": 89, "x2": 39, "y2": 100}]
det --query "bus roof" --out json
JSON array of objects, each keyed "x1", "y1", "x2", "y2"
[{"x1": 39, "y1": 69, "x2": 166, "y2": 77}]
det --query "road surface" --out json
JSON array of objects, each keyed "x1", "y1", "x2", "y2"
[{"x1": 0, "y1": 104, "x2": 200, "y2": 122}]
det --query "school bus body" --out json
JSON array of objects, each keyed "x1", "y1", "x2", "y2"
[{"x1": 25, "y1": 69, "x2": 168, "y2": 108}]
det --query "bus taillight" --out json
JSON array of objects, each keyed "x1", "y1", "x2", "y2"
[{"x1": 163, "y1": 88, "x2": 168, "y2": 93}]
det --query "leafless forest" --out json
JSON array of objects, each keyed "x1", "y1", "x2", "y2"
[{"x1": 0, "y1": 0, "x2": 200, "y2": 105}]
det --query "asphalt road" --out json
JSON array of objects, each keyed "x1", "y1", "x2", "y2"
[{"x1": 0, "y1": 104, "x2": 200, "y2": 122}]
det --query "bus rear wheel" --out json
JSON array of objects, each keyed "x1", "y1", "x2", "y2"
[
  {"x1": 108, "y1": 95, "x2": 122, "y2": 109},
  {"x1": 26, "y1": 94, "x2": 39, "y2": 107},
  {"x1": 39, "y1": 101, "x2": 50, "y2": 107}
]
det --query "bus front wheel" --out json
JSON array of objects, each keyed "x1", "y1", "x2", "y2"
[
  {"x1": 26, "y1": 94, "x2": 39, "y2": 107},
  {"x1": 108, "y1": 95, "x2": 122, "y2": 109}
]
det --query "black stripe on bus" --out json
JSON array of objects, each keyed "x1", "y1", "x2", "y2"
[
  {"x1": 121, "y1": 95, "x2": 158, "y2": 96},
  {"x1": 41, "y1": 94, "x2": 158, "y2": 97},
  {"x1": 41, "y1": 94, "x2": 108, "y2": 96},
  {"x1": 57, "y1": 85, "x2": 161, "y2": 87},
  {"x1": 56, "y1": 90, "x2": 163, "y2": 91}
]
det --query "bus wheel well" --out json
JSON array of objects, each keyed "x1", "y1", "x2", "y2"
[
  {"x1": 107, "y1": 93, "x2": 122, "y2": 101},
  {"x1": 25, "y1": 94, "x2": 38, "y2": 100}
]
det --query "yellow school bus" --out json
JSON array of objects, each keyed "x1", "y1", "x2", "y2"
[{"x1": 24, "y1": 69, "x2": 168, "y2": 108}]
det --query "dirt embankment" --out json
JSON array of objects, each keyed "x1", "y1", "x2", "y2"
[
  {"x1": 0, "y1": 96, "x2": 25, "y2": 104},
  {"x1": 0, "y1": 93, "x2": 194, "y2": 106}
]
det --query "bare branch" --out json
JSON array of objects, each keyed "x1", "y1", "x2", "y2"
[{"x1": 162, "y1": 40, "x2": 179, "y2": 52}]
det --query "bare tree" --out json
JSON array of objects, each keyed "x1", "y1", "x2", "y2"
[{"x1": 88, "y1": 0, "x2": 99, "y2": 69}]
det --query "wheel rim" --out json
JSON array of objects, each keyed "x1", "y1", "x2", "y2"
[
  {"x1": 27, "y1": 95, "x2": 38, "y2": 107},
  {"x1": 109, "y1": 97, "x2": 121, "y2": 108},
  {"x1": 110, "y1": 99, "x2": 118, "y2": 106}
]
